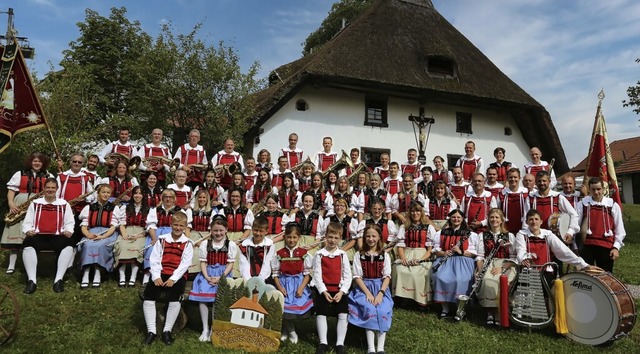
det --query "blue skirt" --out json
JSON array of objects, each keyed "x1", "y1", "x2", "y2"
[
  {"x1": 431, "y1": 256, "x2": 475, "y2": 303},
  {"x1": 279, "y1": 273, "x2": 313, "y2": 317},
  {"x1": 348, "y1": 278, "x2": 394, "y2": 332},
  {"x1": 188, "y1": 263, "x2": 229, "y2": 302},
  {"x1": 144, "y1": 226, "x2": 172, "y2": 269},
  {"x1": 79, "y1": 226, "x2": 118, "y2": 271}
]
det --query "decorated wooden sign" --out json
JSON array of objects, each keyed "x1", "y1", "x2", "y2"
[{"x1": 212, "y1": 277, "x2": 284, "y2": 352}]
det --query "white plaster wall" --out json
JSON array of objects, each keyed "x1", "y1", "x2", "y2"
[{"x1": 253, "y1": 86, "x2": 536, "y2": 171}]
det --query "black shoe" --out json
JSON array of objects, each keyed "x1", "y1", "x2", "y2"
[
  {"x1": 24, "y1": 280, "x2": 37, "y2": 294},
  {"x1": 335, "y1": 345, "x2": 345, "y2": 354},
  {"x1": 53, "y1": 280, "x2": 64, "y2": 293},
  {"x1": 316, "y1": 343, "x2": 328, "y2": 354},
  {"x1": 162, "y1": 331, "x2": 173, "y2": 345},
  {"x1": 144, "y1": 332, "x2": 156, "y2": 345}
]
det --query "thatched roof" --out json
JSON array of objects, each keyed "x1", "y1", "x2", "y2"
[{"x1": 250, "y1": 0, "x2": 568, "y2": 172}]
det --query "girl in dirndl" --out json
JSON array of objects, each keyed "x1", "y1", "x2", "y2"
[
  {"x1": 272, "y1": 222, "x2": 313, "y2": 344},
  {"x1": 189, "y1": 216, "x2": 237, "y2": 341},
  {"x1": 190, "y1": 190, "x2": 214, "y2": 275},
  {"x1": 392, "y1": 201, "x2": 436, "y2": 307},
  {"x1": 325, "y1": 197, "x2": 359, "y2": 262},
  {"x1": 141, "y1": 172, "x2": 163, "y2": 208},
  {"x1": 2, "y1": 153, "x2": 52, "y2": 274},
  {"x1": 431, "y1": 208, "x2": 480, "y2": 317},
  {"x1": 258, "y1": 194, "x2": 288, "y2": 249},
  {"x1": 476, "y1": 208, "x2": 517, "y2": 326},
  {"x1": 348, "y1": 224, "x2": 393, "y2": 354},
  {"x1": 293, "y1": 192, "x2": 324, "y2": 256},
  {"x1": 115, "y1": 186, "x2": 148, "y2": 287},
  {"x1": 78, "y1": 184, "x2": 122, "y2": 288}
]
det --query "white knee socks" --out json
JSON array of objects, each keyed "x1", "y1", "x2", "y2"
[
  {"x1": 55, "y1": 247, "x2": 74, "y2": 282},
  {"x1": 164, "y1": 301, "x2": 181, "y2": 332},
  {"x1": 143, "y1": 300, "x2": 156, "y2": 334},
  {"x1": 336, "y1": 313, "x2": 348, "y2": 346},
  {"x1": 8, "y1": 251, "x2": 18, "y2": 271},
  {"x1": 22, "y1": 247, "x2": 37, "y2": 283},
  {"x1": 316, "y1": 315, "x2": 328, "y2": 344}
]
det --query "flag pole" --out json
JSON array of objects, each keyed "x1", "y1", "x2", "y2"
[{"x1": 583, "y1": 89, "x2": 605, "y2": 181}]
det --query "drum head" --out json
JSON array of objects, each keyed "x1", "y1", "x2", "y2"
[
  {"x1": 561, "y1": 272, "x2": 619, "y2": 345},
  {"x1": 558, "y1": 213, "x2": 571, "y2": 236}
]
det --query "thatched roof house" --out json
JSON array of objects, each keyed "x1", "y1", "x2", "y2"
[{"x1": 247, "y1": 0, "x2": 568, "y2": 173}]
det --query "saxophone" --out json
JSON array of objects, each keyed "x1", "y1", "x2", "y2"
[
  {"x1": 4, "y1": 191, "x2": 45, "y2": 225},
  {"x1": 68, "y1": 190, "x2": 97, "y2": 208}
]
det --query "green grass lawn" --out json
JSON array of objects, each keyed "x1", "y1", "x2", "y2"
[{"x1": 1, "y1": 204, "x2": 639, "y2": 353}]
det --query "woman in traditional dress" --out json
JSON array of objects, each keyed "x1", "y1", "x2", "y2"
[
  {"x1": 431, "y1": 209, "x2": 480, "y2": 317},
  {"x1": 259, "y1": 194, "x2": 288, "y2": 250},
  {"x1": 427, "y1": 180, "x2": 458, "y2": 231},
  {"x1": 115, "y1": 186, "x2": 148, "y2": 287},
  {"x1": 309, "y1": 171, "x2": 333, "y2": 217},
  {"x1": 141, "y1": 172, "x2": 163, "y2": 208},
  {"x1": 105, "y1": 160, "x2": 138, "y2": 203},
  {"x1": 2, "y1": 152, "x2": 52, "y2": 274},
  {"x1": 189, "y1": 189, "x2": 214, "y2": 275},
  {"x1": 324, "y1": 197, "x2": 359, "y2": 262},
  {"x1": 278, "y1": 172, "x2": 301, "y2": 216},
  {"x1": 78, "y1": 184, "x2": 122, "y2": 288},
  {"x1": 194, "y1": 169, "x2": 224, "y2": 210},
  {"x1": 476, "y1": 208, "x2": 517, "y2": 325},
  {"x1": 247, "y1": 168, "x2": 277, "y2": 209},
  {"x1": 392, "y1": 201, "x2": 436, "y2": 307},
  {"x1": 294, "y1": 192, "x2": 325, "y2": 256}
]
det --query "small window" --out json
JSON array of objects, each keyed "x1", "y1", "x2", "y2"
[
  {"x1": 447, "y1": 154, "x2": 462, "y2": 171},
  {"x1": 251, "y1": 313, "x2": 254, "y2": 320},
  {"x1": 365, "y1": 97, "x2": 388, "y2": 127},
  {"x1": 426, "y1": 56, "x2": 457, "y2": 78},
  {"x1": 456, "y1": 112, "x2": 472, "y2": 135},
  {"x1": 296, "y1": 99, "x2": 308, "y2": 111},
  {"x1": 361, "y1": 147, "x2": 391, "y2": 171},
  {"x1": 504, "y1": 127, "x2": 512, "y2": 136},
  {"x1": 241, "y1": 311, "x2": 245, "y2": 319}
]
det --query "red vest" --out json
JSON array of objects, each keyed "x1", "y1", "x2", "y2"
[
  {"x1": 125, "y1": 209, "x2": 147, "y2": 227},
  {"x1": 277, "y1": 247, "x2": 307, "y2": 275},
  {"x1": 244, "y1": 175, "x2": 256, "y2": 190},
  {"x1": 583, "y1": 204, "x2": 615, "y2": 249},
  {"x1": 439, "y1": 229, "x2": 470, "y2": 251},
  {"x1": 502, "y1": 192, "x2": 528, "y2": 234},
  {"x1": 329, "y1": 215, "x2": 353, "y2": 241},
  {"x1": 160, "y1": 239, "x2": 188, "y2": 277},
  {"x1": 360, "y1": 253, "x2": 385, "y2": 279},
  {"x1": 405, "y1": 226, "x2": 430, "y2": 248},
  {"x1": 180, "y1": 145, "x2": 205, "y2": 184},
  {"x1": 279, "y1": 190, "x2": 298, "y2": 210},
  {"x1": 216, "y1": 153, "x2": 240, "y2": 188},
  {"x1": 397, "y1": 192, "x2": 414, "y2": 213},
  {"x1": 142, "y1": 145, "x2": 170, "y2": 181},
  {"x1": 377, "y1": 168, "x2": 390, "y2": 181},
  {"x1": 281, "y1": 150, "x2": 303, "y2": 169},
  {"x1": 18, "y1": 171, "x2": 48, "y2": 194},
  {"x1": 429, "y1": 199, "x2": 452, "y2": 220},
  {"x1": 432, "y1": 170, "x2": 448, "y2": 183},
  {"x1": 489, "y1": 161, "x2": 511, "y2": 183},
  {"x1": 263, "y1": 211, "x2": 284, "y2": 234},
  {"x1": 298, "y1": 177, "x2": 311, "y2": 192},
  {"x1": 224, "y1": 207, "x2": 248, "y2": 232},
  {"x1": 462, "y1": 159, "x2": 479, "y2": 181},
  {"x1": 320, "y1": 254, "x2": 343, "y2": 292},
  {"x1": 88, "y1": 203, "x2": 116, "y2": 228},
  {"x1": 465, "y1": 195, "x2": 492, "y2": 233},
  {"x1": 318, "y1": 154, "x2": 336, "y2": 172},
  {"x1": 401, "y1": 163, "x2": 420, "y2": 178},
  {"x1": 174, "y1": 189, "x2": 192, "y2": 208},
  {"x1": 526, "y1": 236, "x2": 550, "y2": 266},
  {"x1": 32, "y1": 202, "x2": 67, "y2": 234},
  {"x1": 58, "y1": 173, "x2": 89, "y2": 212},
  {"x1": 156, "y1": 206, "x2": 182, "y2": 228},
  {"x1": 192, "y1": 210, "x2": 212, "y2": 232},
  {"x1": 482, "y1": 232, "x2": 510, "y2": 259},
  {"x1": 449, "y1": 184, "x2": 467, "y2": 203},
  {"x1": 385, "y1": 179, "x2": 400, "y2": 195},
  {"x1": 109, "y1": 177, "x2": 133, "y2": 199},
  {"x1": 206, "y1": 240, "x2": 230, "y2": 265},
  {"x1": 529, "y1": 196, "x2": 559, "y2": 229},
  {"x1": 366, "y1": 218, "x2": 390, "y2": 243},
  {"x1": 526, "y1": 164, "x2": 548, "y2": 178},
  {"x1": 485, "y1": 185, "x2": 503, "y2": 200},
  {"x1": 239, "y1": 244, "x2": 270, "y2": 276}
]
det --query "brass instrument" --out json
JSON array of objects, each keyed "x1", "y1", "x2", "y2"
[
  {"x1": 105, "y1": 153, "x2": 141, "y2": 172},
  {"x1": 455, "y1": 238, "x2": 506, "y2": 321},
  {"x1": 291, "y1": 157, "x2": 314, "y2": 173},
  {"x1": 347, "y1": 163, "x2": 368, "y2": 184},
  {"x1": 250, "y1": 198, "x2": 267, "y2": 215},
  {"x1": 143, "y1": 156, "x2": 181, "y2": 173},
  {"x1": 113, "y1": 186, "x2": 135, "y2": 206},
  {"x1": 213, "y1": 161, "x2": 241, "y2": 176},
  {"x1": 322, "y1": 150, "x2": 351, "y2": 178},
  {"x1": 68, "y1": 190, "x2": 97, "y2": 208},
  {"x1": 4, "y1": 191, "x2": 45, "y2": 225}
]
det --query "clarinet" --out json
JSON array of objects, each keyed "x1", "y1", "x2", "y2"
[{"x1": 432, "y1": 231, "x2": 469, "y2": 273}]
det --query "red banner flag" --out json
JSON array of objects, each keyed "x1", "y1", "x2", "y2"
[
  {"x1": 0, "y1": 43, "x2": 47, "y2": 154},
  {"x1": 584, "y1": 90, "x2": 622, "y2": 207}
]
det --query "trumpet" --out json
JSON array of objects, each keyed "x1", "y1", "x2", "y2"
[{"x1": 4, "y1": 191, "x2": 45, "y2": 225}]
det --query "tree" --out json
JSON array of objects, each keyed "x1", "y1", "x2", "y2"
[
  {"x1": 623, "y1": 58, "x2": 640, "y2": 115},
  {"x1": 302, "y1": 0, "x2": 373, "y2": 56}
]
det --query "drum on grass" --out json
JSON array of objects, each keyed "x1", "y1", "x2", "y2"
[
  {"x1": 561, "y1": 270, "x2": 637, "y2": 345},
  {"x1": 548, "y1": 212, "x2": 570, "y2": 238}
]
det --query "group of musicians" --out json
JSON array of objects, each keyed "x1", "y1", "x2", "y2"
[{"x1": 1, "y1": 129, "x2": 626, "y2": 328}]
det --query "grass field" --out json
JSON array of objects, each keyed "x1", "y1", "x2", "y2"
[{"x1": 1, "y1": 204, "x2": 639, "y2": 353}]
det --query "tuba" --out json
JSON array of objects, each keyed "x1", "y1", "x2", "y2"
[
  {"x1": 4, "y1": 191, "x2": 45, "y2": 225},
  {"x1": 322, "y1": 150, "x2": 351, "y2": 178},
  {"x1": 105, "y1": 153, "x2": 141, "y2": 172},
  {"x1": 143, "y1": 156, "x2": 181, "y2": 173}
]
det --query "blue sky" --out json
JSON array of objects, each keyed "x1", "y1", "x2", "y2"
[{"x1": 4, "y1": 0, "x2": 640, "y2": 167}]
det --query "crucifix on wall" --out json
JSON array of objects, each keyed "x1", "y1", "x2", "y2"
[{"x1": 408, "y1": 107, "x2": 435, "y2": 165}]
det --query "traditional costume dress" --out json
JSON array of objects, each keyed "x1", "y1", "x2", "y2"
[
  {"x1": 348, "y1": 251, "x2": 393, "y2": 332},
  {"x1": 309, "y1": 187, "x2": 334, "y2": 216},
  {"x1": 272, "y1": 245, "x2": 313, "y2": 318},
  {"x1": 173, "y1": 143, "x2": 208, "y2": 187},
  {"x1": 194, "y1": 183, "x2": 224, "y2": 209},
  {"x1": 357, "y1": 217, "x2": 397, "y2": 246},
  {"x1": 324, "y1": 214, "x2": 359, "y2": 261},
  {"x1": 98, "y1": 140, "x2": 135, "y2": 177},
  {"x1": 294, "y1": 209, "x2": 324, "y2": 255},
  {"x1": 314, "y1": 150, "x2": 338, "y2": 173},
  {"x1": 105, "y1": 174, "x2": 139, "y2": 203},
  {"x1": 218, "y1": 205, "x2": 254, "y2": 242},
  {"x1": 401, "y1": 161, "x2": 422, "y2": 179},
  {"x1": 500, "y1": 186, "x2": 529, "y2": 235},
  {"x1": 576, "y1": 196, "x2": 625, "y2": 272},
  {"x1": 427, "y1": 196, "x2": 458, "y2": 230},
  {"x1": 523, "y1": 190, "x2": 579, "y2": 256},
  {"x1": 1, "y1": 169, "x2": 51, "y2": 251},
  {"x1": 238, "y1": 236, "x2": 275, "y2": 281},
  {"x1": 485, "y1": 182, "x2": 504, "y2": 202},
  {"x1": 166, "y1": 183, "x2": 192, "y2": 209},
  {"x1": 461, "y1": 189, "x2": 497, "y2": 234},
  {"x1": 432, "y1": 168, "x2": 452, "y2": 184},
  {"x1": 78, "y1": 199, "x2": 124, "y2": 271},
  {"x1": 280, "y1": 147, "x2": 303, "y2": 172},
  {"x1": 114, "y1": 204, "x2": 148, "y2": 271},
  {"x1": 189, "y1": 208, "x2": 214, "y2": 274},
  {"x1": 448, "y1": 181, "x2": 469, "y2": 205},
  {"x1": 145, "y1": 205, "x2": 192, "y2": 270},
  {"x1": 142, "y1": 185, "x2": 163, "y2": 208},
  {"x1": 188, "y1": 238, "x2": 237, "y2": 302},
  {"x1": 489, "y1": 161, "x2": 514, "y2": 185},
  {"x1": 211, "y1": 149, "x2": 244, "y2": 190},
  {"x1": 278, "y1": 187, "x2": 302, "y2": 213},
  {"x1": 431, "y1": 227, "x2": 479, "y2": 303},
  {"x1": 392, "y1": 223, "x2": 436, "y2": 305},
  {"x1": 137, "y1": 142, "x2": 171, "y2": 187},
  {"x1": 524, "y1": 160, "x2": 557, "y2": 189},
  {"x1": 455, "y1": 154, "x2": 484, "y2": 182},
  {"x1": 260, "y1": 209, "x2": 288, "y2": 251},
  {"x1": 373, "y1": 166, "x2": 390, "y2": 181},
  {"x1": 313, "y1": 247, "x2": 352, "y2": 316},
  {"x1": 383, "y1": 176, "x2": 402, "y2": 196},
  {"x1": 476, "y1": 230, "x2": 517, "y2": 308}
]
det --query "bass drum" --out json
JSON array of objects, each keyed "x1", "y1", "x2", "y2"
[{"x1": 561, "y1": 270, "x2": 636, "y2": 345}]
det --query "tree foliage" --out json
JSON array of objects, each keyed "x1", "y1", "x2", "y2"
[
  {"x1": 623, "y1": 58, "x2": 640, "y2": 115},
  {"x1": 302, "y1": 0, "x2": 373, "y2": 56}
]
